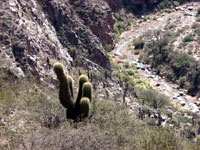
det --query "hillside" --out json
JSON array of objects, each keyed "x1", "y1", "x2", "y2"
[{"x1": 1, "y1": 0, "x2": 200, "y2": 149}]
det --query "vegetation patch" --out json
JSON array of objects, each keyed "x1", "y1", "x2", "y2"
[
  {"x1": 182, "y1": 34, "x2": 194, "y2": 42},
  {"x1": 133, "y1": 38, "x2": 145, "y2": 49},
  {"x1": 113, "y1": 21, "x2": 131, "y2": 42},
  {"x1": 140, "y1": 30, "x2": 200, "y2": 96}
]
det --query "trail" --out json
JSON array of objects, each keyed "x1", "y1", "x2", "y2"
[{"x1": 112, "y1": 2, "x2": 200, "y2": 113}]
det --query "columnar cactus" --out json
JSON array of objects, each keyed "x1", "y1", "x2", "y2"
[
  {"x1": 82, "y1": 82, "x2": 92, "y2": 102},
  {"x1": 53, "y1": 62, "x2": 93, "y2": 120},
  {"x1": 53, "y1": 62, "x2": 75, "y2": 109},
  {"x1": 67, "y1": 75, "x2": 74, "y2": 99},
  {"x1": 76, "y1": 74, "x2": 88, "y2": 103},
  {"x1": 80, "y1": 97, "x2": 91, "y2": 118}
]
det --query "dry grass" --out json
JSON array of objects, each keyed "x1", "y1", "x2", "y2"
[{"x1": 0, "y1": 69, "x2": 199, "y2": 150}]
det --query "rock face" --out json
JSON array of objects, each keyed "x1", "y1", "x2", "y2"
[
  {"x1": 0, "y1": 0, "x2": 72, "y2": 78},
  {"x1": 39, "y1": 0, "x2": 111, "y2": 68},
  {"x1": 71, "y1": 0, "x2": 115, "y2": 48},
  {"x1": 0, "y1": 0, "x2": 111, "y2": 79},
  {"x1": 103, "y1": 0, "x2": 124, "y2": 10}
]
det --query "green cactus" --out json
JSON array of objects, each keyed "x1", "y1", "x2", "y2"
[
  {"x1": 53, "y1": 62, "x2": 64, "y2": 79},
  {"x1": 53, "y1": 62, "x2": 93, "y2": 120},
  {"x1": 67, "y1": 75, "x2": 74, "y2": 99},
  {"x1": 82, "y1": 82, "x2": 92, "y2": 102},
  {"x1": 76, "y1": 74, "x2": 88, "y2": 105},
  {"x1": 53, "y1": 63, "x2": 75, "y2": 109},
  {"x1": 80, "y1": 97, "x2": 91, "y2": 118}
]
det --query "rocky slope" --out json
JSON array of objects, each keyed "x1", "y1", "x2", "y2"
[
  {"x1": 0, "y1": 0, "x2": 111, "y2": 81},
  {"x1": 1, "y1": 0, "x2": 200, "y2": 149},
  {"x1": 0, "y1": 0, "x2": 193, "y2": 80},
  {"x1": 113, "y1": 1, "x2": 200, "y2": 111},
  {"x1": 70, "y1": 0, "x2": 115, "y2": 47}
]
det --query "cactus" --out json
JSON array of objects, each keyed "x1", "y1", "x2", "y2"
[
  {"x1": 76, "y1": 74, "x2": 88, "y2": 106},
  {"x1": 80, "y1": 97, "x2": 91, "y2": 118},
  {"x1": 53, "y1": 62, "x2": 93, "y2": 120},
  {"x1": 53, "y1": 62, "x2": 64, "y2": 79},
  {"x1": 82, "y1": 82, "x2": 92, "y2": 102},
  {"x1": 53, "y1": 63, "x2": 74, "y2": 109},
  {"x1": 67, "y1": 75, "x2": 74, "y2": 99}
]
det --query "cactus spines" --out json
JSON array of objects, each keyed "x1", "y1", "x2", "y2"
[
  {"x1": 80, "y1": 97, "x2": 91, "y2": 118},
  {"x1": 82, "y1": 82, "x2": 92, "y2": 102},
  {"x1": 67, "y1": 75, "x2": 74, "y2": 99}
]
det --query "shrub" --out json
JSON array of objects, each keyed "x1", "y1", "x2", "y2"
[
  {"x1": 113, "y1": 21, "x2": 131, "y2": 42},
  {"x1": 127, "y1": 69, "x2": 134, "y2": 75},
  {"x1": 139, "y1": 89, "x2": 169, "y2": 109},
  {"x1": 175, "y1": 28, "x2": 185, "y2": 36},
  {"x1": 173, "y1": 1, "x2": 180, "y2": 7},
  {"x1": 191, "y1": 23, "x2": 200, "y2": 29},
  {"x1": 143, "y1": 15, "x2": 151, "y2": 21},
  {"x1": 195, "y1": 28, "x2": 200, "y2": 36},
  {"x1": 133, "y1": 38, "x2": 145, "y2": 49},
  {"x1": 141, "y1": 29, "x2": 200, "y2": 96},
  {"x1": 165, "y1": 8, "x2": 172, "y2": 13},
  {"x1": 182, "y1": 34, "x2": 194, "y2": 42},
  {"x1": 134, "y1": 49, "x2": 140, "y2": 55},
  {"x1": 104, "y1": 44, "x2": 113, "y2": 52}
]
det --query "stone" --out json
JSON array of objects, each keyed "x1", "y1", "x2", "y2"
[
  {"x1": 155, "y1": 83, "x2": 161, "y2": 87},
  {"x1": 188, "y1": 6, "x2": 193, "y2": 11},
  {"x1": 180, "y1": 101, "x2": 186, "y2": 106},
  {"x1": 179, "y1": 93, "x2": 184, "y2": 97}
]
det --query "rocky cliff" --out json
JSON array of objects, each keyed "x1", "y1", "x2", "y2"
[
  {"x1": 0, "y1": 0, "x2": 111, "y2": 80},
  {"x1": 0, "y1": 0, "x2": 188, "y2": 79},
  {"x1": 71, "y1": 0, "x2": 115, "y2": 48}
]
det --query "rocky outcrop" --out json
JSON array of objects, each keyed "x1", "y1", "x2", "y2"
[
  {"x1": 39, "y1": 0, "x2": 111, "y2": 69},
  {"x1": 71, "y1": 0, "x2": 115, "y2": 48},
  {"x1": 103, "y1": 0, "x2": 124, "y2": 10},
  {"x1": 0, "y1": 0, "x2": 111, "y2": 79},
  {"x1": 0, "y1": 0, "x2": 73, "y2": 78}
]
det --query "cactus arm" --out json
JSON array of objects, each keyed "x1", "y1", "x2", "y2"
[
  {"x1": 67, "y1": 75, "x2": 74, "y2": 99},
  {"x1": 82, "y1": 82, "x2": 92, "y2": 102},
  {"x1": 75, "y1": 74, "x2": 88, "y2": 107},
  {"x1": 80, "y1": 97, "x2": 91, "y2": 118},
  {"x1": 59, "y1": 75, "x2": 75, "y2": 109},
  {"x1": 53, "y1": 62, "x2": 75, "y2": 109}
]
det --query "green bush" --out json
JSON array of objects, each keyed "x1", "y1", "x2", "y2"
[
  {"x1": 173, "y1": 1, "x2": 180, "y2": 7},
  {"x1": 195, "y1": 28, "x2": 200, "y2": 36},
  {"x1": 192, "y1": 23, "x2": 200, "y2": 36},
  {"x1": 140, "y1": 30, "x2": 200, "y2": 96},
  {"x1": 104, "y1": 44, "x2": 113, "y2": 52},
  {"x1": 182, "y1": 34, "x2": 194, "y2": 42},
  {"x1": 165, "y1": 8, "x2": 172, "y2": 13},
  {"x1": 113, "y1": 21, "x2": 131, "y2": 42},
  {"x1": 191, "y1": 23, "x2": 200, "y2": 29},
  {"x1": 127, "y1": 69, "x2": 134, "y2": 75},
  {"x1": 175, "y1": 28, "x2": 185, "y2": 36},
  {"x1": 133, "y1": 38, "x2": 145, "y2": 49},
  {"x1": 139, "y1": 89, "x2": 169, "y2": 109}
]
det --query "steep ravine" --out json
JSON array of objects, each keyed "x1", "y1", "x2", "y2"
[{"x1": 112, "y1": 1, "x2": 200, "y2": 113}]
